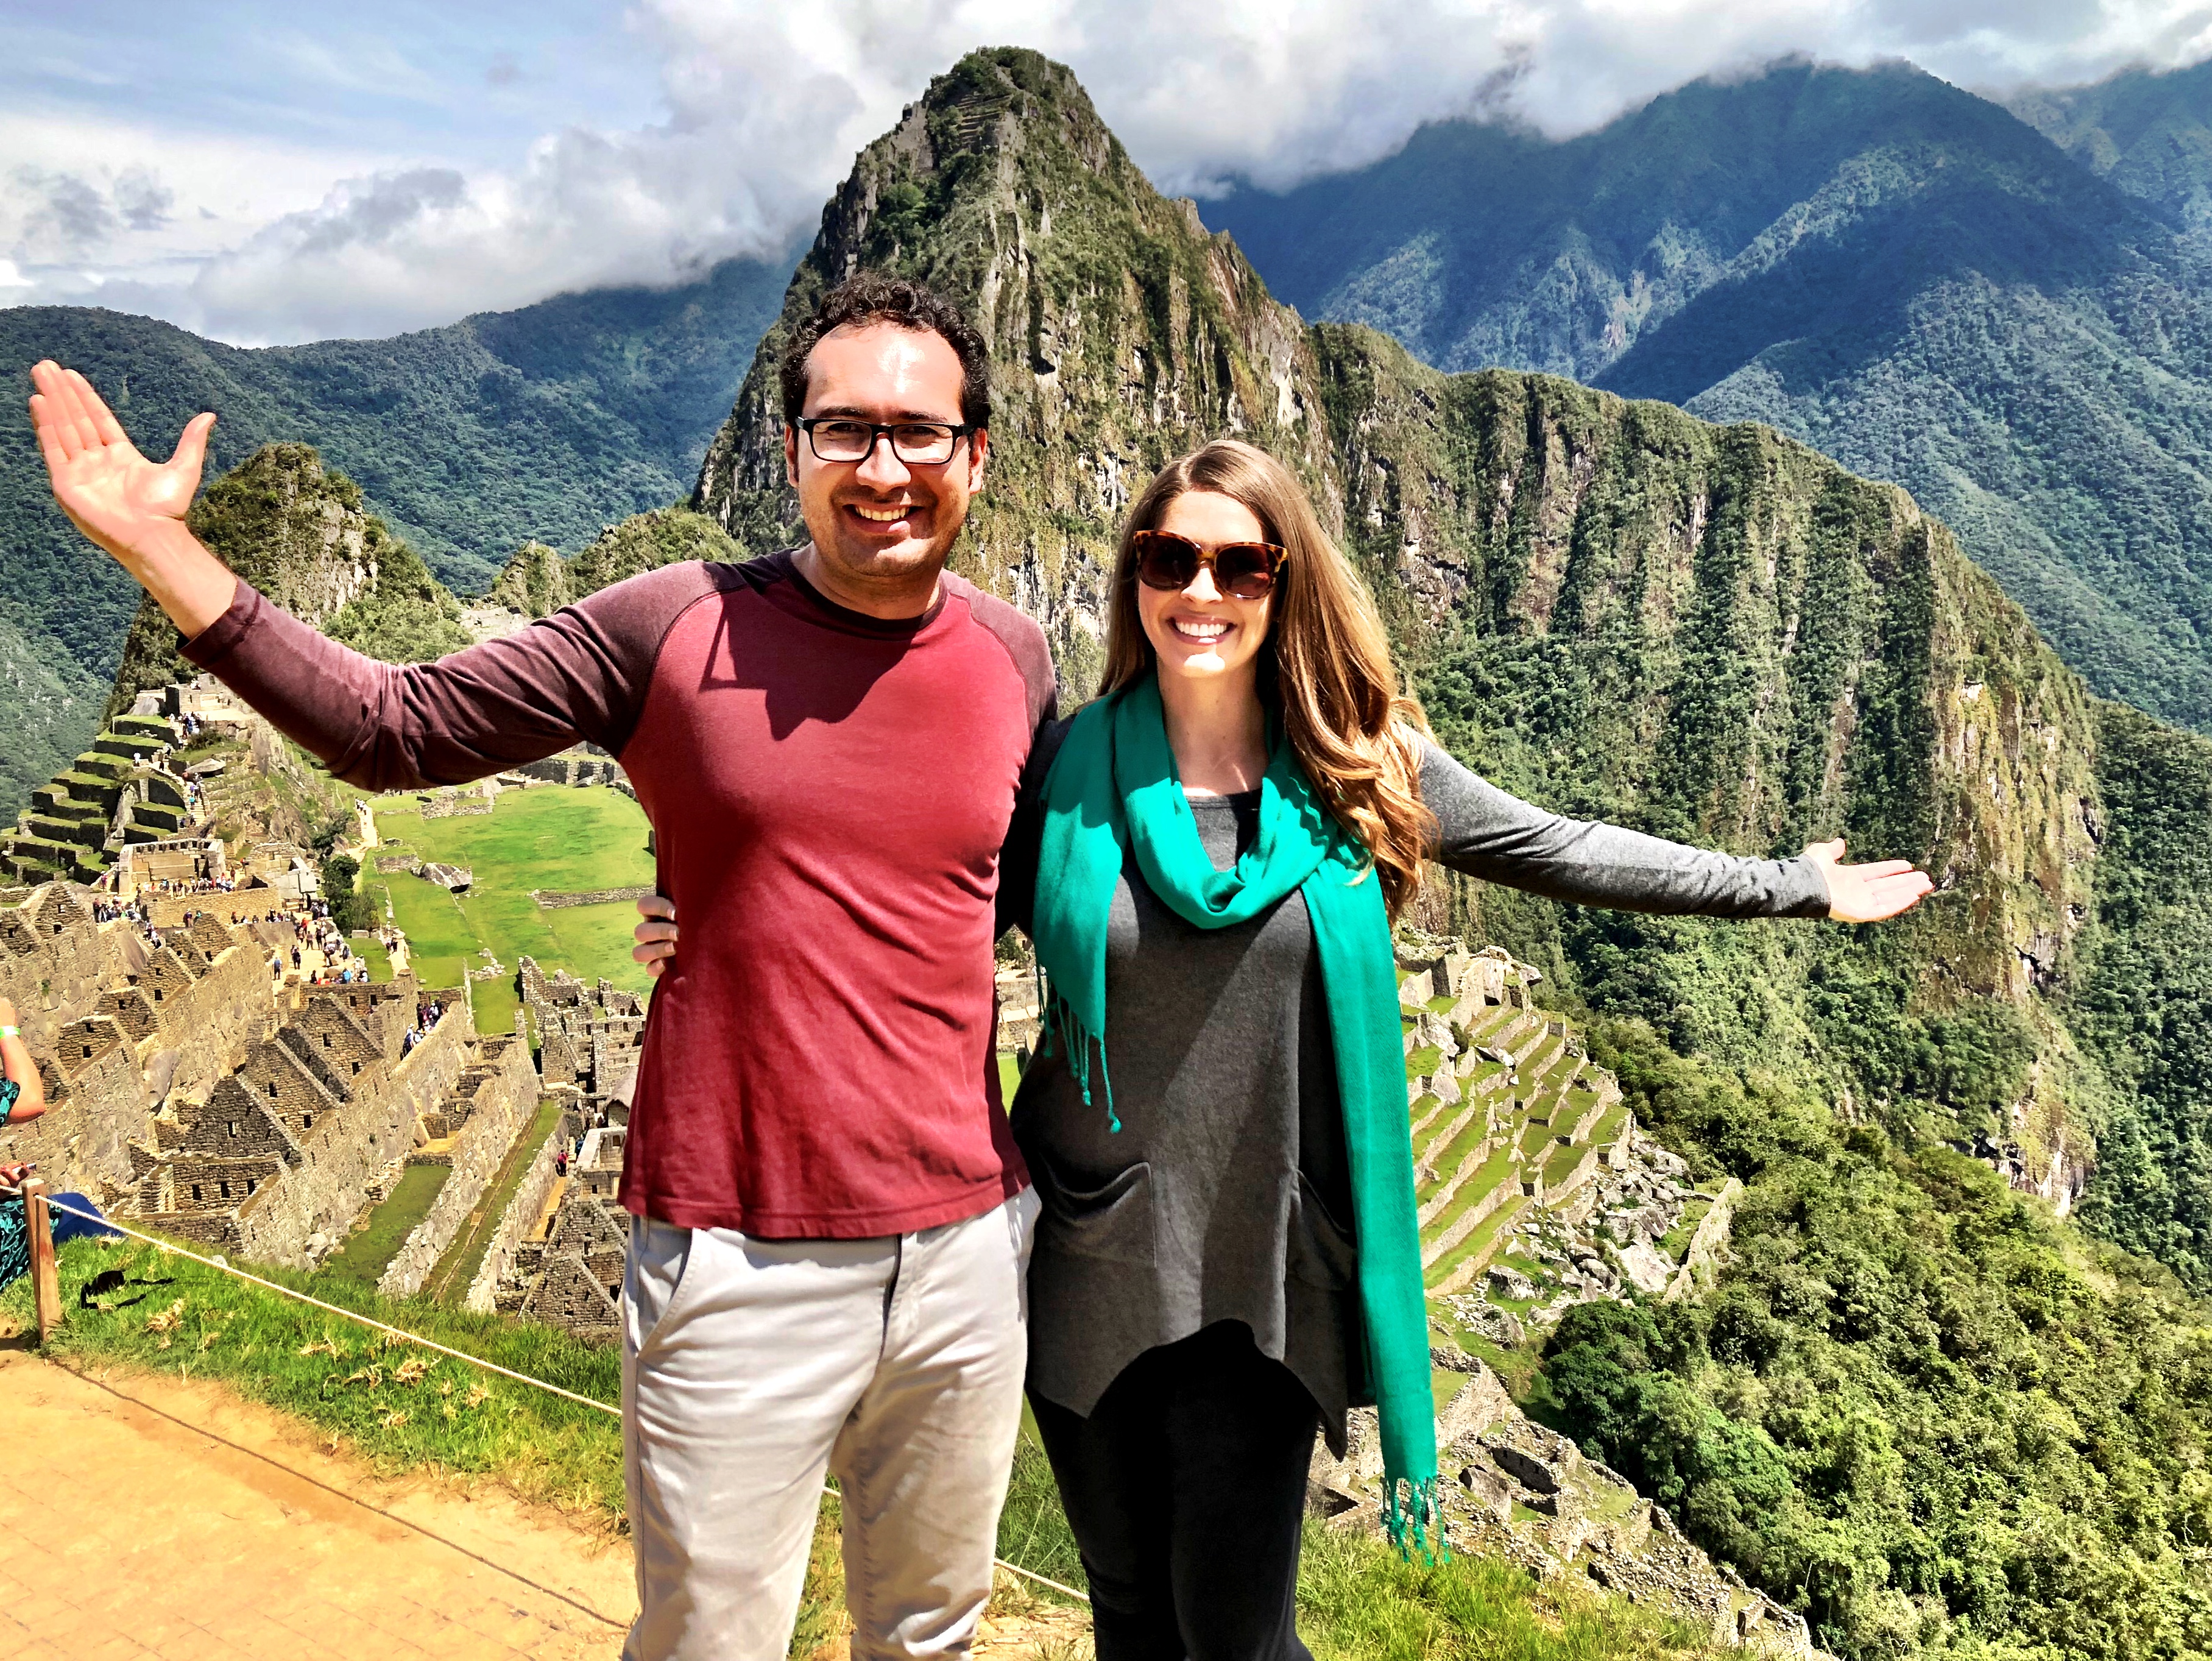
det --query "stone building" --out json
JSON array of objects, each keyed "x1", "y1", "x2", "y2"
[
  {"x1": 0, "y1": 873, "x2": 532, "y2": 1272},
  {"x1": 520, "y1": 957, "x2": 644, "y2": 1114}
]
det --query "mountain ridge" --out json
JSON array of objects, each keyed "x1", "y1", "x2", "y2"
[
  {"x1": 0, "y1": 255, "x2": 790, "y2": 810},
  {"x1": 1201, "y1": 58, "x2": 2212, "y2": 737}
]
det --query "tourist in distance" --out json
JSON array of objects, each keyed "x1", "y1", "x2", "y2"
[
  {"x1": 638, "y1": 438, "x2": 1937, "y2": 1660},
  {"x1": 28, "y1": 272, "x2": 1055, "y2": 1661}
]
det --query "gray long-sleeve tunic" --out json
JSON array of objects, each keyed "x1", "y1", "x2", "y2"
[{"x1": 999, "y1": 729, "x2": 1830, "y2": 1447}]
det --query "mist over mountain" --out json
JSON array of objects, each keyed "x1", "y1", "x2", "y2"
[{"x1": 1203, "y1": 59, "x2": 2212, "y2": 739}]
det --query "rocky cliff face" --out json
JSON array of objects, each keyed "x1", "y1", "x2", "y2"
[
  {"x1": 690, "y1": 49, "x2": 2124, "y2": 1203},
  {"x1": 108, "y1": 444, "x2": 471, "y2": 716},
  {"x1": 693, "y1": 47, "x2": 1337, "y2": 696}
]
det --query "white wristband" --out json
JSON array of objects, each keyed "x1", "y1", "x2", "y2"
[{"x1": 0, "y1": 1026, "x2": 17, "y2": 1039}]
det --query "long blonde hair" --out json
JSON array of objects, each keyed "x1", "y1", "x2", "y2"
[{"x1": 1100, "y1": 440, "x2": 1435, "y2": 918}]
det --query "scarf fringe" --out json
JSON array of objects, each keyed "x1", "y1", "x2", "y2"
[
  {"x1": 1384, "y1": 1475, "x2": 1449, "y2": 1566},
  {"x1": 1036, "y1": 977, "x2": 1120, "y2": 1133}
]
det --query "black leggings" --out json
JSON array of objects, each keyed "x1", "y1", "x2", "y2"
[{"x1": 1030, "y1": 1322, "x2": 1321, "y2": 1661}]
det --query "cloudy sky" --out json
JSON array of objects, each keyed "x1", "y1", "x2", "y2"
[{"x1": 5, "y1": 0, "x2": 2212, "y2": 345}]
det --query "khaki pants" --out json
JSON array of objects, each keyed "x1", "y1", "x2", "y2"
[{"x1": 620, "y1": 1191, "x2": 1039, "y2": 1661}]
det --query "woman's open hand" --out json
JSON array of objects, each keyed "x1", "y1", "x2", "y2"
[
  {"x1": 1804, "y1": 839, "x2": 1935, "y2": 923},
  {"x1": 633, "y1": 893, "x2": 679, "y2": 977}
]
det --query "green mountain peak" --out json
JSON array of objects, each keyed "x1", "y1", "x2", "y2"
[
  {"x1": 107, "y1": 442, "x2": 473, "y2": 715},
  {"x1": 694, "y1": 47, "x2": 1332, "y2": 695}
]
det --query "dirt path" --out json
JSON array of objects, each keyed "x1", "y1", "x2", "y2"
[{"x1": 1, "y1": 1348, "x2": 636, "y2": 1659}]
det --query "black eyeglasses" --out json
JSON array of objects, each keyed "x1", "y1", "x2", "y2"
[
  {"x1": 795, "y1": 417, "x2": 975, "y2": 466},
  {"x1": 1129, "y1": 529, "x2": 1288, "y2": 601}
]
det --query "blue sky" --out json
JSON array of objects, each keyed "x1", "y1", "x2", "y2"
[{"x1": 5, "y1": 0, "x2": 2210, "y2": 345}]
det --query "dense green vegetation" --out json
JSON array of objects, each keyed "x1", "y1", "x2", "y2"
[
  {"x1": 486, "y1": 505, "x2": 743, "y2": 615},
  {"x1": 1534, "y1": 1018, "x2": 2212, "y2": 1660},
  {"x1": 1205, "y1": 60, "x2": 2212, "y2": 735},
  {"x1": 2067, "y1": 705, "x2": 2212, "y2": 1292}
]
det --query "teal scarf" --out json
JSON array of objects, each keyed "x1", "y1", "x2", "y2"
[{"x1": 1032, "y1": 673, "x2": 1443, "y2": 1558}]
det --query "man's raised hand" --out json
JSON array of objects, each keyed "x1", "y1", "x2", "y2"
[
  {"x1": 28, "y1": 362, "x2": 236, "y2": 636},
  {"x1": 1803, "y1": 838, "x2": 1935, "y2": 923}
]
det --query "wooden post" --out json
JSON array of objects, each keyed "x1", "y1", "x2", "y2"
[{"x1": 22, "y1": 1176, "x2": 60, "y2": 1344}]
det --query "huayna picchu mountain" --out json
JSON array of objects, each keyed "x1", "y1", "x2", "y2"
[
  {"x1": 677, "y1": 51, "x2": 2212, "y2": 1652},
  {"x1": 696, "y1": 47, "x2": 2102, "y2": 1198}
]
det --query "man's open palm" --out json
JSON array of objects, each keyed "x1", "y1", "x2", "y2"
[{"x1": 29, "y1": 360, "x2": 214, "y2": 560}]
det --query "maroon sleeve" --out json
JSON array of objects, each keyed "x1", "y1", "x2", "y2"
[
  {"x1": 181, "y1": 563, "x2": 739, "y2": 791},
  {"x1": 945, "y1": 574, "x2": 1058, "y2": 735}
]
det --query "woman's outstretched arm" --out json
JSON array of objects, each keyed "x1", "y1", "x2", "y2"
[{"x1": 1417, "y1": 740, "x2": 1931, "y2": 923}]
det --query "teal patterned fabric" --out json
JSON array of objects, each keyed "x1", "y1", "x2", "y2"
[{"x1": 1, "y1": 1079, "x2": 26, "y2": 1288}]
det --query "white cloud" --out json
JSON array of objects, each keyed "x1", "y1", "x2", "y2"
[{"x1": 12, "y1": 0, "x2": 2212, "y2": 343}]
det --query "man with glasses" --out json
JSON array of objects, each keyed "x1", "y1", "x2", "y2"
[{"x1": 28, "y1": 272, "x2": 1055, "y2": 1661}]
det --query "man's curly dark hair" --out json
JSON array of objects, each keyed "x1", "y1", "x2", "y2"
[{"x1": 779, "y1": 272, "x2": 991, "y2": 431}]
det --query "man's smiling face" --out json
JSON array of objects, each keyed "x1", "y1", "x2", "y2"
[{"x1": 784, "y1": 321, "x2": 987, "y2": 614}]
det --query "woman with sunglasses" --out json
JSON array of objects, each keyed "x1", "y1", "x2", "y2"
[{"x1": 635, "y1": 439, "x2": 1930, "y2": 1660}]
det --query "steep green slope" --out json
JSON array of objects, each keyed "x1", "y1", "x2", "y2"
[
  {"x1": 108, "y1": 443, "x2": 473, "y2": 715},
  {"x1": 2067, "y1": 704, "x2": 2212, "y2": 1287},
  {"x1": 1201, "y1": 60, "x2": 2212, "y2": 736},
  {"x1": 1315, "y1": 335, "x2": 2097, "y2": 1187},
  {"x1": 0, "y1": 608, "x2": 105, "y2": 820},
  {"x1": 2011, "y1": 59, "x2": 2212, "y2": 231},
  {"x1": 1544, "y1": 1028, "x2": 2212, "y2": 1659}
]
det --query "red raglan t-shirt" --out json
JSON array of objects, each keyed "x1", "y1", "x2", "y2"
[{"x1": 182, "y1": 550, "x2": 1056, "y2": 1238}]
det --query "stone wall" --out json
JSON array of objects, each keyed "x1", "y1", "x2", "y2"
[
  {"x1": 0, "y1": 886, "x2": 129, "y2": 1054},
  {"x1": 531, "y1": 885, "x2": 655, "y2": 908},
  {"x1": 376, "y1": 1035, "x2": 540, "y2": 1297},
  {"x1": 154, "y1": 928, "x2": 284, "y2": 1107},
  {"x1": 464, "y1": 1107, "x2": 581, "y2": 1313}
]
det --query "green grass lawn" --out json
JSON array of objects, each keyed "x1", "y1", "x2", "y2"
[
  {"x1": 369, "y1": 787, "x2": 657, "y2": 1032},
  {"x1": 1426, "y1": 1192, "x2": 1528, "y2": 1289},
  {"x1": 356, "y1": 933, "x2": 393, "y2": 983},
  {"x1": 319, "y1": 1163, "x2": 450, "y2": 1286}
]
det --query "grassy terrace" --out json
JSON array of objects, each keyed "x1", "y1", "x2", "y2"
[
  {"x1": 1587, "y1": 1102, "x2": 1629, "y2": 1150},
  {"x1": 1422, "y1": 1144, "x2": 1518, "y2": 1243},
  {"x1": 368, "y1": 785, "x2": 658, "y2": 1037},
  {"x1": 422, "y1": 1097, "x2": 568, "y2": 1305},
  {"x1": 1426, "y1": 1192, "x2": 1528, "y2": 1289},
  {"x1": 1541, "y1": 1139, "x2": 1592, "y2": 1189},
  {"x1": 1421, "y1": 1110, "x2": 1494, "y2": 1190},
  {"x1": 317, "y1": 1163, "x2": 450, "y2": 1286}
]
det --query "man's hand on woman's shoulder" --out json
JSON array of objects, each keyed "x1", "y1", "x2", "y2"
[{"x1": 1803, "y1": 838, "x2": 1934, "y2": 923}]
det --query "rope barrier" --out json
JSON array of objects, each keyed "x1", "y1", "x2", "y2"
[{"x1": 27, "y1": 1192, "x2": 1091, "y2": 1607}]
